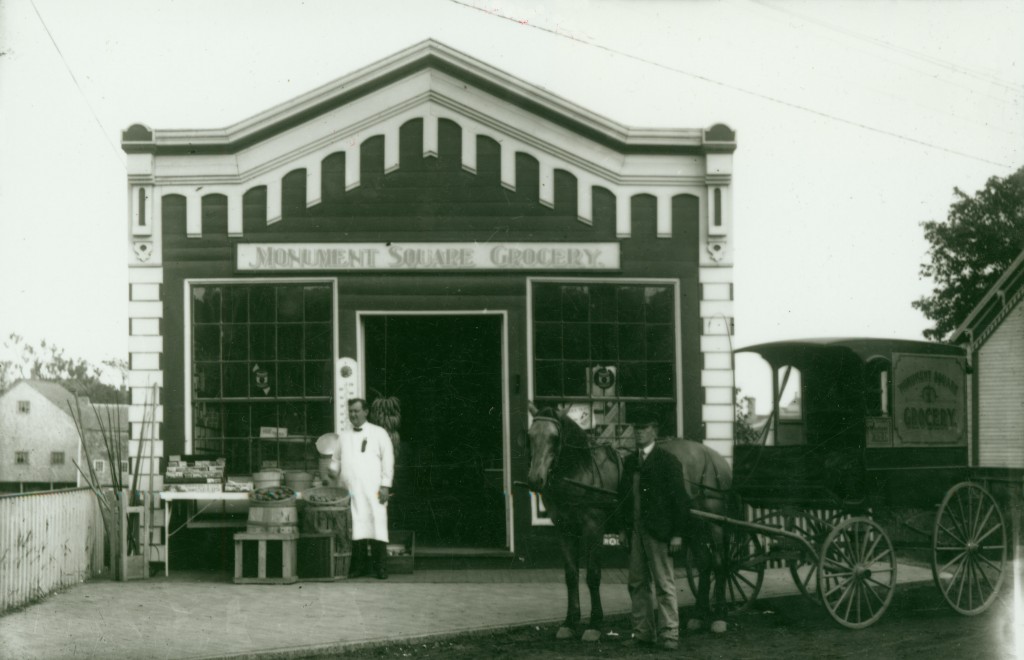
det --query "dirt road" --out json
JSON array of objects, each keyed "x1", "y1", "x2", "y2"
[{"x1": 319, "y1": 581, "x2": 1020, "y2": 659}]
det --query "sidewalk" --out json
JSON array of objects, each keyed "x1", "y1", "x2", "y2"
[{"x1": 0, "y1": 564, "x2": 936, "y2": 659}]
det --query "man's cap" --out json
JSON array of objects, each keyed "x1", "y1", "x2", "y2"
[{"x1": 633, "y1": 412, "x2": 660, "y2": 429}]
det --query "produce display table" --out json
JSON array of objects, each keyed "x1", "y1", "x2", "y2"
[{"x1": 159, "y1": 491, "x2": 251, "y2": 577}]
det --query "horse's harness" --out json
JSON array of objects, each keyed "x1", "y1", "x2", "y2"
[{"x1": 532, "y1": 415, "x2": 622, "y2": 500}]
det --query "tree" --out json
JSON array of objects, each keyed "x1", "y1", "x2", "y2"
[
  {"x1": 0, "y1": 333, "x2": 125, "y2": 402},
  {"x1": 913, "y1": 166, "x2": 1024, "y2": 341},
  {"x1": 734, "y1": 390, "x2": 761, "y2": 445}
]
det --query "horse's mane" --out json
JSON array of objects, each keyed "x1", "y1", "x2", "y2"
[{"x1": 536, "y1": 407, "x2": 596, "y2": 473}]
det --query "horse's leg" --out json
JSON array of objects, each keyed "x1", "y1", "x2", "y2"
[
  {"x1": 581, "y1": 513, "x2": 604, "y2": 642},
  {"x1": 709, "y1": 525, "x2": 729, "y2": 634},
  {"x1": 556, "y1": 529, "x2": 580, "y2": 640},
  {"x1": 688, "y1": 534, "x2": 713, "y2": 632}
]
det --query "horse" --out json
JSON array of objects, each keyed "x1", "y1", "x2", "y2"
[{"x1": 525, "y1": 404, "x2": 737, "y2": 641}]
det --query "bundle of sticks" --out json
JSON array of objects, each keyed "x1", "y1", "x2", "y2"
[{"x1": 369, "y1": 395, "x2": 401, "y2": 459}]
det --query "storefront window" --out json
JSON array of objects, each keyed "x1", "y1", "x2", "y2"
[
  {"x1": 191, "y1": 283, "x2": 334, "y2": 475},
  {"x1": 532, "y1": 282, "x2": 677, "y2": 454}
]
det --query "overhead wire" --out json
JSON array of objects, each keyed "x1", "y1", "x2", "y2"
[
  {"x1": 748, "y1": 0, "x2": 1024, "y2": 95},
  {"x1": 448, "y1": 0, "x2": 1016, "y2": 169},
  {"x1": 29, "y1": 0, "x2": 126, "y2": 170}
]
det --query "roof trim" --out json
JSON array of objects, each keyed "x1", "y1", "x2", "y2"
[
  {"x1": 121, "y1": 40, "x2": 733, "y2": 157},
  {"x1": 950, "y1": 248, "x2": 1024, "y2": 345}
]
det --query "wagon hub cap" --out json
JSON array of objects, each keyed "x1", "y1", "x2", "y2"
[
  {"x1": 854, "y1": 565, "x2": 871, "y2": 580},
  {"x1": 966, "y1": 541, "x2": 978, "y2": 553}
]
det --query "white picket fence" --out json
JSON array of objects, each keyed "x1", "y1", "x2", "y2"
[{"x1": 0, "y1": 488, "x2": 105, "y2": 612}]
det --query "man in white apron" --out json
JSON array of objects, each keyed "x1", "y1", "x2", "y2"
[{"x1": 330, "y1": 398, "x2": 394, "y2": 579}]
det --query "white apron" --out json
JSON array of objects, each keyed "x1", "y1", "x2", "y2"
[{"x1": 334, "y1": 422, "x2": 394, "y2": 543}]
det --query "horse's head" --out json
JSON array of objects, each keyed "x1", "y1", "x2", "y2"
[{"x1": 526, "y1": 404, "x2": 562, "y2": 492}]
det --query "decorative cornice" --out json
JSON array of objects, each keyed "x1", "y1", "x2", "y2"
[{"x1": 122, "y1": 40, "x2": 734, "y2": 158}]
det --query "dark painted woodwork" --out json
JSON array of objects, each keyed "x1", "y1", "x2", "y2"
[{"x1": 161, "y1": 124, "x2": 706, "y2": 556}]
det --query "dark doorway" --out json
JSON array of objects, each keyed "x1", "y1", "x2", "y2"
[{"x1": 364, "y1": 315, "x2": 505, "y2": 549}]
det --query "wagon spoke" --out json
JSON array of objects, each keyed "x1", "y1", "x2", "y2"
[
  {"x1": 972, "y1": 556, "x2": 994, "y2": 599},
  {"x1": 865, "y1": 575, "x2": 893, "y2": 592},
  {"x1": 970, "y1": 502, "x2": 994, "y2": 542},
  {"x1": 938, "y1": 550, "x2": 968, "y2": 576},
  {"x1": 937, "y1": 520, "x2": 967, "y2": 546},
  {"x1": 863, "y1": 580, "x2": 886, "y2": 607},
  {"x1": 973, "y1": 521, "x2": 1003, "y2": 547},
  {"x1": 823, "y1": 575, "x2": 852, "y2": 600},
  {"x1": 841, "y1": 580, "x2": 857, "y2": 621},
  {"x1": 975, "y1": 552, "x2": 1003, "y2": 573}
]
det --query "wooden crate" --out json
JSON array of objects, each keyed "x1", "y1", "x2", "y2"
[
  {"x1": 297, "y1": 533, "x2": 341, "y2": 581},
  {"x1": 387, "y1": 530, "x2": 415, "y2": 574},
  {"x1": 233, "y1": 531, "x2": 299, "y2": 584}
]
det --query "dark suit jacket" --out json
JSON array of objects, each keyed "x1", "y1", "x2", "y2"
[{"x1": 619, "y1": 445, "x2": 690, "y2": 543}]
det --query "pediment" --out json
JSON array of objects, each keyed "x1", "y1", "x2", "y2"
[{"x1": 124, "y1": 40, "x2": 734, "y2": 243}]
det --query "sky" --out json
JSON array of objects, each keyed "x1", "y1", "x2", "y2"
[{"x1": 0, "y1": 0, "x2": 1021, "y2": 399}]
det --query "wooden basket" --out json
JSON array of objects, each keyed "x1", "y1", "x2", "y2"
[{"x1": 303, "y1": 487, "x2": 350, "y2": 508}]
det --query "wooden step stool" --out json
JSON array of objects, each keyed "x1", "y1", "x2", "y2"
[{"x1": 233, "y1": 531, "x2": 299, "y2": 584}]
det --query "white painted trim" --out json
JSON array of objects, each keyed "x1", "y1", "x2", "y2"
[
  {"x1": 355, "y1": 309, "x2": 514, "y2": 553},
  {"x1": 128, "y1": 267, "x2": 164, "y2": 284}
]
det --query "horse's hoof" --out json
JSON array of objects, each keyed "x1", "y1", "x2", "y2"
[
  {"x1": 555, "y1": 626, "x2": 575, "y2": 640},
  {"x1": 710, "y1": 620, "x2": 728, "y2": 634},
  {"x1": 686, "y1": 618, "x2": 704, "y2": 632},
  {"x1": 581, "y1": 629, "x2": 601, "y2": 642}
]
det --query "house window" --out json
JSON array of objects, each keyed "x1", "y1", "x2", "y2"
[
  {"x1": 51, "y1": 451, "x2": 65, "y2": 465},
  {"x1": 191, "y1": 283, "x2": 334, "y2": 474},
  {"x1": 18, "y1": 401, "x2": 30, "y2": 413},
  {"x1": 15, "y1": 451, "x2": 29, "y2": 464},
  {"x1": 93, "y1": 459, "x2": 107, "y2": 473},
  {"x1": 531, "y1": 281, "x2": 678, "y2": 454}
]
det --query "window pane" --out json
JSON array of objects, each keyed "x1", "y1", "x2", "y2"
[
  {"x1": 222, "y1": 363, "x2": 249, "y2": 397},
  {"x1": 645, "y1": 286, "x2": 673, "y2": 323},
  {"x1": 194, "y1": 325, "x2": 221, "y2": 361},
  {"x1": 619, "y1": 362, "x2": 646, "y2": 396},
  {"x1": 534, "y1": 322, "x2": 561, "y2": 359},
  {"x1": 224, "y1": 404, "x2": 250, "y2": 438},
  {"x1": 250, "y1": 325, "x2": 276, "y2": 360},
  {"x1": 533, "y1": 284, "x2": 561, "y2": 321},
  {"x1": 617, "y1": 286, "x2": 644, "y2": 322},
  {"x1": 562, "y1": 323, "x2": 590, "y2": 360},
  {"x1": 280, "y1": 402, "x2": 306, "y2": 436},
  {"x1": 647, "y1": 362, "x2": 674, "y2": 397},
  {"x1": 194, "y1": 363, "x2": 221, "y2": 398},
  {"x1": 590, "y1": 285, "x2": 617, "y2": 322},
  {"x1": 193, "y1": 286, "x2": 221, "y2": 323},
  {"x1": 562, "y1": 286, "x2": 589, "y2": 322},
  {"x1": 591, "y1": 324, "x2": 617, "y2": 360},
  {"x1": 250, "y1": 363, "x2": 275, "y2": 397},
  {"x1": 305, "y1": 323, "x2": 332, "y2": 359},
  {"x1": 307, "y1": 402, "x2": 333, "y2": 437},
  {"x1": 277, "y1": 324, "x2": 303, "y2": 359},
  {"x1": 277, "y1": 286, "x2": 304, "y2": 322},
  {"x1": 222, "y1": 324, "x2": 248, "y2": 361},
  {"x1": 618, "y1": 324, "x2": 645, "y2": 359},
  {"x1": 304, "y1": 285, "x2": 331, "y2": 322},
  {"x1": 646, "y1": 325, "x2": 674, "y2": 361},
  {"x1": 563, "y1": 361, "x2": 588, "y2": 396},
  {"x1": 305, "y1": 361, "x2": 331, "y2": 396},
  {"x1": 535, "y1": 361, "x2": 562, "y2": 396},
  {"x1": 249, "y1": 286, "x2": 275, "y2": 322},
  {"x1": 223, "y1": 287, "x2": 248, "y2": 324},
  {"x1": 278, "y1": 362, "x2": 304, "y2": 396}
]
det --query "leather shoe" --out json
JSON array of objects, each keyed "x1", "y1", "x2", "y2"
[
  {"x1": 623, "y1": 637, "x2": 655, "y2": 648},
  {"x1": 660, "y1": 639, "x2": 679, "y2": 651}
]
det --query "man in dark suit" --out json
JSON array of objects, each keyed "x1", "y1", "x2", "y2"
[{"x1": 618, "y1": 415, "x2": 689, "y2": 651}]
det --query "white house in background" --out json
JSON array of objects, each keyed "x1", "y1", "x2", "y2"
[
  {"x1": 0, "y1": 380, "x2": 128, "y2": 493},
  {"x1": 951, "y1": 248, "x2": 1024, "y2": 471}
]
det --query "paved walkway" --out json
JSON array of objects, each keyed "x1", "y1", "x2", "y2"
[{"x1": 0, "y1": 564, "x2": 936, "y2": 659}]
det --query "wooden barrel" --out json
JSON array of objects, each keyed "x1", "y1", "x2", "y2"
[
  {"x1": 247, "y1": 498, "x2": 298, "y2": 534},
  {"x1": 284, "y1": 471, "x2": 314, "y2": 492}
]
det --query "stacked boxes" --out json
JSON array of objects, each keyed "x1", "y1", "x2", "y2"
[{"x1": 164, "y1": 455, "x2": 226, "y2": 492}]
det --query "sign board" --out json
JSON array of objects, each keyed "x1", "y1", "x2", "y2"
[
  {"x1": 892, "y1": 353, "x2": 966, "y2": 447},
  {"x1": 237, "y1": 242, "x2": 620, "y2": 272}
]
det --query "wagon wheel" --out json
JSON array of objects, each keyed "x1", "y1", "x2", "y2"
[
  {"x1": 931, "y1": 482, "x2": 1007, "y2": 616},
  {"x1": 685, "y1": 530, "x2": 765, "y2": 612},
  {"x1": 786, "y1": 511, "x2": 843, "y2": 602},
  {"x1": 817, "y1": 517, "x2": 897, "y2": 629}
]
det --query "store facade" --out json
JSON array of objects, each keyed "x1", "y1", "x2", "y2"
[{"x1": 121, "y1": 40, "x2": 737, "y2": 558}]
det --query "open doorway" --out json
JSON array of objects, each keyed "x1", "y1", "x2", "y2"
[{"x1": 363, "y1": 314, "x2": 506, "y2": 550}]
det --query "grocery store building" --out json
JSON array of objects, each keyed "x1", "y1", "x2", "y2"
[{"x1": 121, "y1": 40, "x2": 737, "y2": 561}]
